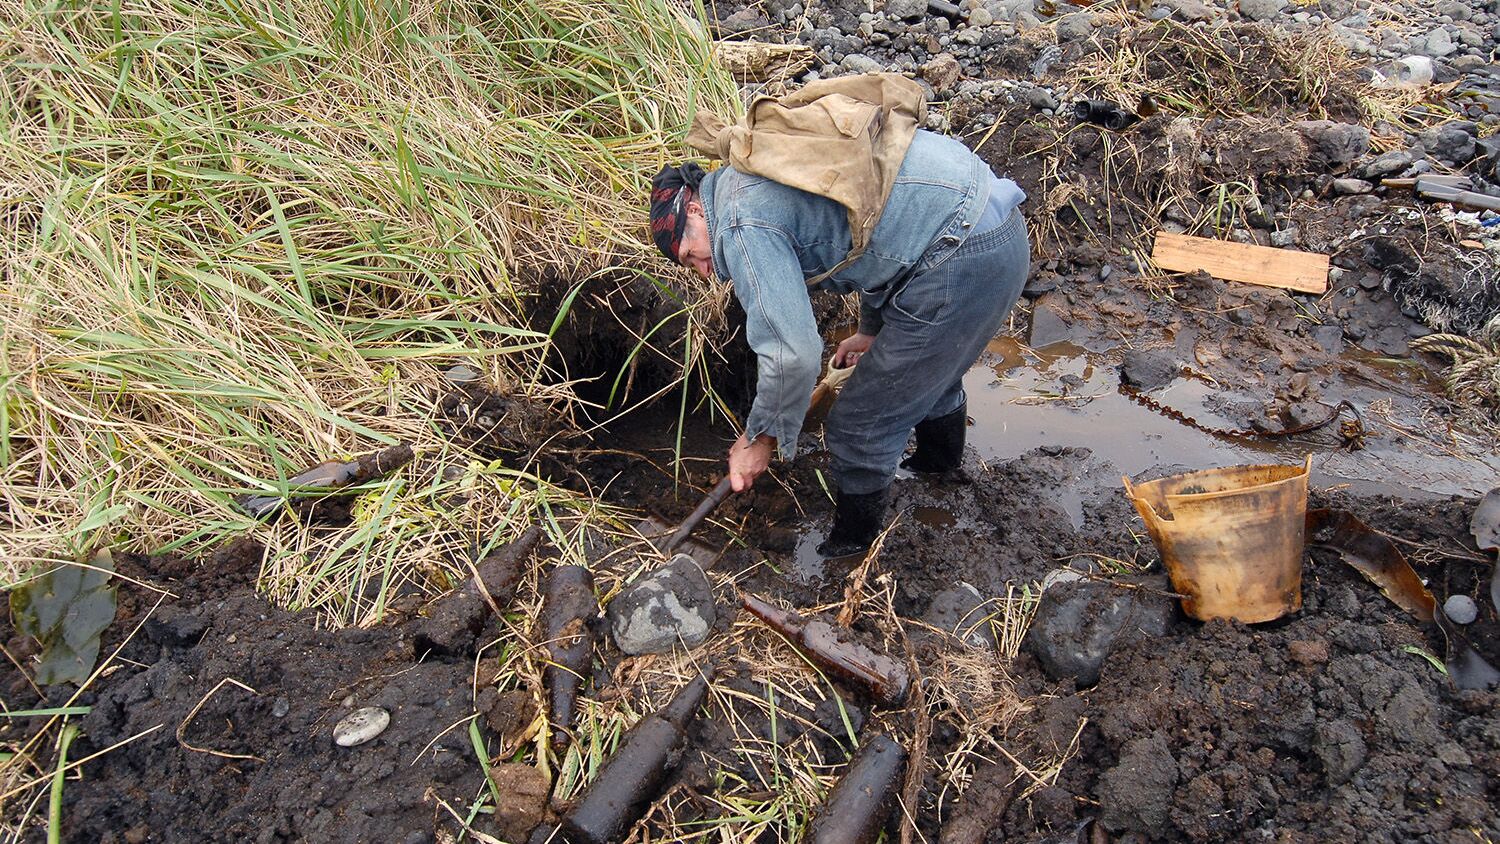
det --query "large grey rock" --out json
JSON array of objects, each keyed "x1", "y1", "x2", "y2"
[
  {"x1": 1419, "y1": 27, "x2": 1457, "y2": 57},
  {"x1": 719, "y1": 7, "x2": 771, "y2": 35},
  {"x1": 1159, "y1": 0, "x2": 1217, "y2": 20},
  {"x1": 1023, "y1": 576, "x2": 1175, "y2": 688},
  {"x1": 1295, "y1": 121, "x2": 1371, "y2": 171},
  {"x1": 1419, "y1": 122, "x2": 1477, "y2": 164},
  {"x1": 1239, "y1": 0, "x2": 1285, "y2": 21},
  {"x1": 607, "y1": 554, "x2": 716, "y2": 655},
  {"x1": 1055, "y1": 12, "x2": 1094, "y2": 39}
]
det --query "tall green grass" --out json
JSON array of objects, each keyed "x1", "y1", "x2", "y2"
[{"x1": 0, "y1": 0, "x2": 739, "y2": 610}]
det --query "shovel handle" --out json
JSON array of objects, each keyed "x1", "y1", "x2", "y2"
[{"x1": 664, "y1": 476, "x2": 735, "y2": 553}]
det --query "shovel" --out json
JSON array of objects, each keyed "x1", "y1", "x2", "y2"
[
  {"x1": 635, "y1": 477, "x2": 735, "y2": 567},
  {"x1": 635, "y1": 356, "x2": 857, "y2": 565}
]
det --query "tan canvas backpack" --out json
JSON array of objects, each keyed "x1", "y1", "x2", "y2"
[{"x1": 684, "y1": 73, "x2": 926, "y2": 284}]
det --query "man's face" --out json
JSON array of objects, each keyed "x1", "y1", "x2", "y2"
[{"x1": 677, "y1": 199, "x2": 713, "y2": 280}]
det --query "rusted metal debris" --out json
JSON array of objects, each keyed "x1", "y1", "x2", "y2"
[
  {"x1": 740, "y1": 592, "x2": 911, "y2": 708},
  {"x1": 542, "y1": 564, "x2": 598, "y2": 752},
  {"x1": 413, "y1": 525, "x2": 544, "y2": 657},
  {"x1": 557, "y1": 668, "x2": 714, "y2": 844},
  {"x1": 236, "y1": 443, "x2": 415, "y2": 518},
  {"x1": 805, "y1": 733, "x2": 908, "y2": 844},
  {"x1": 1308, "y1": 508, "x2": 1499, "y2": 690},
  {"x1": 1121, "y1": 387, "x2": 1365, "y2": 450}
]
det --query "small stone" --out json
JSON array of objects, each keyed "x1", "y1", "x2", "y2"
[
  {"x1": 719, "y1": 7, "x2": 771, "y2": 35},
  {"x1": 444, "y1": 364, "x2": 482, "y2": 385},
  {"x1": 607, "y1": 554, "x2": 716, "y2": 655},
  {"x1": 840, "y1": 53, "x2": 884, "y2": 74},
  {"x1": 884, "y1": 0, "x2": 928, "y2": 19},
  {"x1": 1420, "y1": 28, "x2": 1456, "y2": 57},
  {"x1": 924, "y1": 583, "x2": 1001, "y2": 649},
  {"x1": 922, "y1": 52, "x2": 962, "y2": 93},
  {"x1": 1270, "y1": 226, "x2": 1301, "y2": 247},
  {"x1": 1119, "y1": 349, "x2": 1179, "y2": 391},
  {"x1": 1098, "y1": 263, "x2": 1113, "y2": 281},
  {"x1": 1026, "y1": 86, "x2": 1059, "y2": 111},
  {"x1": 272, "y1": 697, "x2": 291, "y2": 718},
  {"x1": 1055, "y1": 12, "x2": 1094, "y2": 39},
  {"x1": 1311, "y1": 324, "x2": 1344, "y2": 354},
  {"x1": 1333, "y1": 178, "x2": 1374, "y2": 195},
  {"x1": 968, "y1": 6, "x2": 994, "y2": 25},
  {"x1": 1362, "y1": 150, "x2": 1413, "y2": 179},
  {"x1": 334, "y1": 706, "x2": 390, "y2": 747},
  {"x1": 1444, "y1": 594, "x2": 1479, "y2": 625},
  {"x1": 1023, "y1": 577, "x2": 1175, "y2": 688}
]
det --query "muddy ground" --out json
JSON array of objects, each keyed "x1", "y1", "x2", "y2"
[{"x1": 6, "y1": 0, "x2": 1500, "y2": 841}]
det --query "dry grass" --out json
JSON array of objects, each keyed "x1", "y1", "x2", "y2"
[{"x1": 0, "y1": 0, "x2": 740, "y2": 607}]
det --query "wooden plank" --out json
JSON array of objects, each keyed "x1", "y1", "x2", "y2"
[{"x1": 1150, "y1": 231, "x2": 1329, "y2": 294}]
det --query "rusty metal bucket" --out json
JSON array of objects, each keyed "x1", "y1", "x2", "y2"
[{"x1": 1123, "y1": 456, "x2": 1311, "y2": 623}]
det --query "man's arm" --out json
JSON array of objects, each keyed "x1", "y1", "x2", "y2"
[{"x1": 720, "y1": 223, "x2": 822, "y2": 473}]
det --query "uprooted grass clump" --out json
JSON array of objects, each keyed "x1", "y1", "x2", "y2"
[{"x1": 0, "y1": 0, "x2": 739, "y2": 614}]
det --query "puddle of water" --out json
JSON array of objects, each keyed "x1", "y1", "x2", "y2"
[
  {"x1": 789, "y1": 528, "x2": 829, "y2": 585},
  {"x1": 965, "y1": 340, "x2": 1500, "y2": 500},
  {"x1": 912, "y1": 506, "x2": 957, "y2": 529}
]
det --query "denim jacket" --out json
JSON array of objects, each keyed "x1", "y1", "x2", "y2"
[{"x1": 700, "y1": 129, "x2": 1025, "y2": 457}]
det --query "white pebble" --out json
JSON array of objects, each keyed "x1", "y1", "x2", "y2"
[
  {"x1": 334, "y1": 706, "x2": 390, "y2": 747},
  {"x1": 1443, "y1": 595, "x2": 1478, "y2": 625}
]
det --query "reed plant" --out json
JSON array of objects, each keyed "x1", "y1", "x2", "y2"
[{"x1": 0, "y1": 0, "x2": 740, "y2": 613}]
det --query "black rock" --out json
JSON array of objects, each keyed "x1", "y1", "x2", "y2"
[
  {"x1": 1119, "y1": 350, "x2": 1180, "y2": 391},
  {"x1": 144, "y1": 608, "x2": 209, "y2": 648},
  {"x1": 1023, "y1": 576, "x2": 1176, "y2": 688}
]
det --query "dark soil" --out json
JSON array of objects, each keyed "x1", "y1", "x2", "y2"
[{"x1": 0, "y1": 539, "x2": 526, "y2": 843}]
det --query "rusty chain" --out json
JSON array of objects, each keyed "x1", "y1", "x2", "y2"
[{"x1": 1119, "y1": 387, "x2": 1366, "y2": 450}]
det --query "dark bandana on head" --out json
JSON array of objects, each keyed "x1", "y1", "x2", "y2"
[{"x1": 650, "y1": 162, "x2": 706, "y2": 264}]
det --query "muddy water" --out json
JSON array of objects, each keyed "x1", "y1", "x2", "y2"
[{"x1": 964, "y1": 337, "x2": 1500, "y2": 500}]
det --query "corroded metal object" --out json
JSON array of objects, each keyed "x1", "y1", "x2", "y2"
[
  {"x1": 542, "y1": 564, "x2": 598, "y2": 751},
  {"x1": 557, "y1": 668, "x2": 714, "y2": 844},
  {"x1": 740, "y1": 593, "x2": 910, "y2": 708},
  {"x1": 805, "y1": 733, "x2": 908, "y2": 844}
]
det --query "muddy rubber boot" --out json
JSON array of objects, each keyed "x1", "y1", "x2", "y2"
[
  {"x1": 899, "y1": 405, "x2": 967, "y2": 474},
  {"x1": 817, "y1": 488, "x2": 889, "y2": 559}
]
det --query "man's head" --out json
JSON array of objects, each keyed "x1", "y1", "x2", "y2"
[{"x1": 650, "y1": 163, "x2": 714, "y2": 280}]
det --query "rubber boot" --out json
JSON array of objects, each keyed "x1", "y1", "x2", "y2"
[
  {"x1": 899, "y1": 404, "x2": 967, "y2": 474},
  {"x1": 817, "y1": 487, "x2": 889, "y2": 559}
]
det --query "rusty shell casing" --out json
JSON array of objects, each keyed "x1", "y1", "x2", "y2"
[
  {"x1": 805, "y1": 733, "x2": 908, "y2": 844},
  {"x1": 558, "y1": 670, "x2": 714, "y2": 844},
  {"x1": 798, "y1": 621, "x2": 911, "y2": 708},
  {"x1": 740, "y1": 592, "x2": 809, "y2": 635},
  {"x1": 476, "y1": 525, "x2": 544, "y2": 606},
  {"x1": 542, "y1": 565, "x2": 598, "y2": 747},
  {"x1": 742, "y1": 593, "x2": 910, "y2": 708}
]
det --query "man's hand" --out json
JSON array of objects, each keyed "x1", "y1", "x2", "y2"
[
  {"x1": 833, "y1": 332, "x2": 876, "y2": 367},
  {"x1": 728, "y1": 432, "x2": 776, "y2": 492}
]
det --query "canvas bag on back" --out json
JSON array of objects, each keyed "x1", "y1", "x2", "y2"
[{"x1": 684, "y1": 73, "x2": 925, "y2": 284}]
